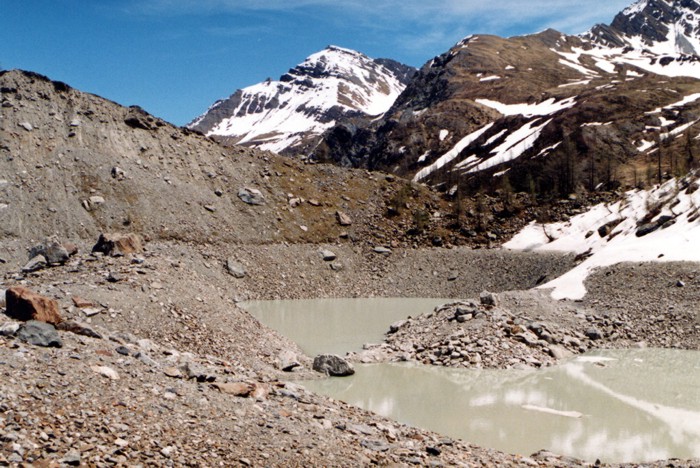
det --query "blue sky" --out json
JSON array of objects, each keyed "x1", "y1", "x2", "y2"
[{"x1": 1, "y1": 0, "x2": 633, "y2": 126}]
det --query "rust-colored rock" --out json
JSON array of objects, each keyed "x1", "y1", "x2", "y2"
[
  {"x1": 5, "y1": 286, "x2": 62, "y2": 325},
  {"x1": 92, "y1": 233, "x2": 143, "y2": 256},
  {"x1": 211, "y1": 382, "x2": 254, "y2": 397},
  {"x1": 72, "y1": 296, "x2": 95, "y2": 308}
]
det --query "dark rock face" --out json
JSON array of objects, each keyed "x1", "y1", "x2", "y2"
[
  {"x1": 312, "y1": 354, "x2": 355, "y2": 376},
  {"x1": 17, "y1": 320, "x2": 63, "y2": 347},
  {"x1": 589, "y1": 0, "x2": 700, "y2": 53},
  {"x1": 314, "y1": 16, "x2": 700, "y2": 198}
]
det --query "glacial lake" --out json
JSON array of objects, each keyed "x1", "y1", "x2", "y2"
[{"x1": 241, "y1": 298, "x2": 700, "y2": 463}]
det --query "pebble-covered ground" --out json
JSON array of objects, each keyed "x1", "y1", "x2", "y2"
[{"x1": 1, "y1": 239, "x2": 698, "y2": 466}]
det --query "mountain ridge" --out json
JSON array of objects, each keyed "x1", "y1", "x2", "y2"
[
  {"x1": 188, "y1": 46, "x2": 415, "y2": 155},
  {"x1": 312, "y1": 0, "x2": 700, "y2": 200}
]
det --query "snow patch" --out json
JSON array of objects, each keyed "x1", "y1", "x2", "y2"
[
  {"x1": 462, "y1": 119, "x2": 552, "y2": 174},
  {"x1": 505, "y1": 174, "x2": 700, "y2": 299},
  {"x1": 413, "y1": 123, "x2": 494, "y2": 182},
  {"x1": 476, "y1": 97, "x2": 576, "y2": 118}
]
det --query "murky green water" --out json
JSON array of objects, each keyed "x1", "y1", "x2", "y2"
[
  {"x1": 242, "y1": 297, "x2": 450, "y2": 356},
  {"x1": 241, "y1": 298, "x2": 700, "y2": 463}
]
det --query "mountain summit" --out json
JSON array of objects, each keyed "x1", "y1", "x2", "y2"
[
  {"x1": 188, "y1": 46, "x2": 415, "y2": 154},
  {"x1": 588, "y1": 0, "x2": 700, "y2": 54}
]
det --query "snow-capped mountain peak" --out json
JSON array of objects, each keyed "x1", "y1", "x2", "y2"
[
  {"x1": 188, "y1": 46, "x2": 415, "y2": 155},
  {"x1": 588, "y1": 0, "x2": 700, "y2": 55}
]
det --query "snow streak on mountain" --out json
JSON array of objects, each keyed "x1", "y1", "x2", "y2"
[{"x1": 188, "y1": 46, "x2": 415, "y2": 154}]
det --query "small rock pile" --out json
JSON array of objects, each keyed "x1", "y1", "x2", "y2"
[
  {"x1": 21, "y1": 236, "x2": 78, "y2": 273},
  {"x1": 376, "y1": 293, "x2": 597, "y2": 369}
]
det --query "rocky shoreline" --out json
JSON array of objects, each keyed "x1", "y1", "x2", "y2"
[
  {"x1": 352, "y1": 281, "x2": 699, "y2": 369},
  {"x1": 1, "y1": 237, "x2": 699, "y2": 467}
]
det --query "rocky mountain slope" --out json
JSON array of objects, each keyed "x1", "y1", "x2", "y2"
[
  {"x1": 188, "y1": 46, "x2": 415, "y2": 155},
  {"x1": 314, "y1": 0, "x2": 700, "y2": 200},
  {"x1": 0, "y1": 69, "x2": 479, "y2": 250},
  {"x1": 1, "y1": 67, "x2": 699, "y2": 466}
]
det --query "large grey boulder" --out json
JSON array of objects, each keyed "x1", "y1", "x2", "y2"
[
  {"x1": 278, "y1": 350, "x2": 301, "y2": 372},
  {"x1": 22, "y1": 255, "x2": 47, "y2": 273},
  {"x1": 312, "y1": 354, "x2": 355, "y2": 376},
  {"x1": 319, "y1": 249, "x2": 336, "y2": 261},
  {"x1": 28, "y1": 237, "x2": 70, "y2": 264},
  {"x1": 17, "y1": 320, "x2": 63, "y2": 348},
  {"x1": 225, "y1": 258, "x2": 247, "y2": 278},
  {"x1": 237, "y1": 187, "x2": 265, "y2": 205}
]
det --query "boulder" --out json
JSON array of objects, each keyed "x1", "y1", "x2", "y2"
[
  {"x1": 548, "y1": 345, "x2": 573, "y2": 360},
  {"x1": 319, "y1": 249, "x2": 337, "y2": 261},
  {"x1": 225, "y1": 258, "x2": 247, "y2": 278},
  {"x1": 92, "y1": 233, "x2": 143, "y2": 256},
  {"x1": 312, "y1": 354, "x2": 355, "y2": 376},
  {"x1": 211, "y1": 381, "x2": 254, "y2": 397},
  {"x1": 124, "y1": 106, "x2": 158, "y2": 130},
  {"x1": 180, "y1": 361, "x2": 216, "y2": 382},
  {"x1": 237, "y1": 187, "x2": 265, "y2": 205},
  {"x1": 63, "y1": 242, "x2": 79, "y2": 257},
  {"x1": 0, "y1": 322, "x2": 20, "y2": 337},
  {"x1": 56, "y1": 321, "x2": 103, "y2": 339},
  {"x1": 278, "y1": 350, "x2": 301, "y2": 372},
  {"x1": 5, "y1": 286, "x2": 62, "y2": 324},
  {"x1": 21, "y1": 255, "x2": 47, "y2": 273},
  {"x1": 585, "y1": 327, "x2": 603, "y2": 340},
  {"x1": 28, "y1": 237, "x2": 70, "y2": 264},
  {"x1": 17, "y1": 320, "x2": 63, "y2": 348},
  {"x1": 373, "y1": 246, "x2": 392, "y2": 255},
  {"x1": 480, "y1": 291, "x2": 499, "y2": 307},
  {"x1": 388, "y1": 320, "x2": 407, "y2": 334},
  {"x1": 336, "y1": 210, "x2": 352, "y2": 226},
  {"x1": 91, "y1": 365, "x2": 119, "y2": 380}
]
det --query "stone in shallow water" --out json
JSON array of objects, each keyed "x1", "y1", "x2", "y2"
[{"x1": 313, "y1": 354, "x2": 355, "y2": 376}]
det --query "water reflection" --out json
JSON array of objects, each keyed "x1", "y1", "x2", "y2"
[
  {"x1": 303, "y1": 349, "x2": 700, "y2": 463},
  {"x1": 243, "y1": 298, "x2": 700, "y2": 462}
]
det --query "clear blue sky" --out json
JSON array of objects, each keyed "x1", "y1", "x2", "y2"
[{"x1": 1, "y1": 0, "x2": 633, "y2": 126}]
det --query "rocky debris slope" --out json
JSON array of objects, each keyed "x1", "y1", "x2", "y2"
[
  {"x1": 356, "y1": 277, "x2": 698, "y2": 368},
  {"x1": 0, "y1": 240, "x2": 697, "y2": 466},
  {"x1": 2, "y1": 308, "x2": 537, "y2": 467},
  {"x1": 188, "y1": 46, "x2": 415, "y2": 155},
  {"x1": 0, "y1": 69, "x2": 495, "y2": 250}
]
